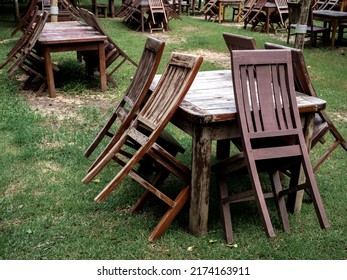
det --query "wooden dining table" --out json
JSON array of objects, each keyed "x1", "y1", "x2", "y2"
[
  {"x1": 313, "y1": 10, "x2": 347, "y2": 48},
  {"x1": 151, "y1": 70, "x2": 327, "y2": 237},
  {"x1": 37, "y1": 21, "x2": 107, "y2": 98}
]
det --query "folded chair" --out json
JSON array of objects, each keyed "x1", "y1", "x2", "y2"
[
  {"x1": 264, "y1": 42, "x2": 347, "y2": 172},
  {"x1": 269, "y1": 0, "x2": 289, "y2": 32},
  {"x1": 84, "y1": 37, "x2": 167, "y2": 165},
  {"x1": 214, "y1": 49, "x2": 329, "y2": 244},
  {"x1": 83, "y1": 52, "x2": 203, "y2": 241},
  {"x1": 148, "y1": 0, "x2": 168, "y2": 33},
  {"x1": 223, "y1": 32, "x2": 257, "y2": 53},
  {"x1": 11, "y1": 0, "x2": 39, "y2": 36},
  {"x1": 0, "y1": 6, "x2": 39, "y2": 71},
  {"x1": 243, "y1": 0, "x2": 267, "y2": 31},
  {"x1": 203, "y1": 0, "x2": 219, "y2": 22},
  {"x1": 79, "y1": 8, "x2": 137, "y2": 86},
  {"x1": 7, "y1": 11, "x2": 52, "y2": 94}
]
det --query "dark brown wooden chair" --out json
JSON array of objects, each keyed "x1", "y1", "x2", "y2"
[
  {"x1": 0, "y1": 6, "x2": 40, "y2": 71},
  {"x1": 79, "y1": 8, "x2": 137, "y2": 86},
  {"x1": 11, "y1": 0, "x2": 39, "y2": 36},
  {"x1": 264, "y1": 42, "x2": 347, "y2": 172},
  {"x1": 82, "y1": 52, "x2": 203, "y2": 241},
  {"x1": 213, "y1": 49, "x2": 329, "y2": 244},
  {"x1": 148, "y1": 0, "x2": 169, "y2": 33},
  {"x1": 270, "y1": 0, "x2": 289, "y2": 32},
  {"x1": 203, "y1": 0, "x2": 219, "y2": 22},
  {"x1": 242, "y1": 0, "x2": 267, "y2": 30},
  {"x1": 84, "y1": 37, "x2": 166, "y2": 165},
  {"x1": 223, "y1": 32, "x2": 257, "y2": 53},
  {"x1": 7, "y1": 11, "x2": 51, "y2": 94}
]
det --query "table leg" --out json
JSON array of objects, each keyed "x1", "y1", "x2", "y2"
[
  {"x1": 218, "y1": 3, "x2": 223, "y2": 24},
  {"x1": 109, "y1": 0, "x2": 115, "y2": 18},
  {"x1": 266, "y1": 8, "x2": 271, "y2": 34},
  {"x1": 330, "y1": 21, "x2": 338, "y2": 48},
  {"x1": 42, "y1": 46, "x2": 56, "y2": 98},
  {"x1": 98, "y1": 42, "x2": 107, "y2": 92},
  {"x1": 141, "y1": 8, "x2": 145, "y2": 32},
  {"x1": 189, "y1": 125, "x2": 213, "y2": 236}
]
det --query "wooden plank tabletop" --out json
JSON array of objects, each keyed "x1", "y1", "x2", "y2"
[
  {"x1": 151, "y1": 70, "x2": 327, "y2": 124},
  {"x1": 38, "y1": 21, "x2": 107, "y2": 44}
]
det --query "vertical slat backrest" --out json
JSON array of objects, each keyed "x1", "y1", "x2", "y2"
[
  {"x1": 123, "y1": 37, "x2": 165, "y2": 108},
  {"x1": 264, "y1": 42, "x2": 317, "y2": 98},
  {"x1": 223, "y1": 32, "x2": 257, "y2": 53},
  {"x1": 138, "y1": 53, "x2": 203, "y2": 130},
  {"x1": 231, "y1": 50, "x2": 300, "y2": 137}
]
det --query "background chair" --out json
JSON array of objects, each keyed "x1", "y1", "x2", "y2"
[
  {"x1": 82, "y1": 52, "x2": 203, "y2": 241},
  {"x1": 213, "y1": 49, "x2": 329, "y2": 244},
  {"x1": 79, "y1": 8, "x2": 137, "y2": 86},
  {"x1": 264, "y1": 42, "x2": 347, "y2": 172},
  {"x1": 148, "y1": 0, "x2": 169, "y2": 33},
  {"x1": 223, "y1": 32, "x2": 257, "y2": 52}
]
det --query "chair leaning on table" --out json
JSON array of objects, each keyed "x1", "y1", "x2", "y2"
[
  {"x1": 11, "y1": 0, "x2": 39, "y2": 36},
  {"x1": 223, "y1": 32, "x2": 257, "y2": 52},
  {"x1": 84, "y1": 37, "x2": 184, "y2": 171},
  {"x1": 213, "y1": 49, "x2": 330, "y2": 244},
  {"x1": 264, "y1": 42, "x2": 347, "y2": 172},
  {"x1": 79, "y1": 8, "x2": 137, "y2": 86},
  {"x1": 6, "y1": 11, "x2": 55, "y2": 94},
  {"x1": 82, "y1": 53, "x2": 203, "y2": 241}
]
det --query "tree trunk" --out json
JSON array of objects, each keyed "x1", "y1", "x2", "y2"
[{"x1": 294, "y1": 0, "x2": 311, "y2": 49}]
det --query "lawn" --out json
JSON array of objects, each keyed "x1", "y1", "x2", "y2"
[{"x1": 0, "y1": 3, "x2": 346, "y2": 260}]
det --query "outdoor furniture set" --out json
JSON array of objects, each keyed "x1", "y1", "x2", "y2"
[
  {"x1": 81, "y1": 31, "x2": 346, "y2": 243},
  {"x1": 1, "y1": 3, "x2": 346, "y2": 244}
]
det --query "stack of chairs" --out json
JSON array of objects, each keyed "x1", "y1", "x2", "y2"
[
  {"x1": 79, "y1": 8, "x2": 137, "y2": 86},
  {"x1": 0, "y1": 11, "x2": 55, "y2": 94},
  {"x1": 83, "y1": 46, "x2": 203, "y2": 241},
  {"x1": 11, "y1": 0, "x2": 39, "y2": 37}
]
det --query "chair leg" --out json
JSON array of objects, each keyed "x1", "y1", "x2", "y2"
[
  {"x1": 218, "y1": 176, "x2": 234, "y2": 244},
  {"x1": 148, "y1": 185, "x2": 190, "y2": 242},
  {"x1": 248, "y1": 162, "x2": 276, "y2": 238},
  {"x1": 270, "y1": 171, "x2": 290, "y2": 233}
]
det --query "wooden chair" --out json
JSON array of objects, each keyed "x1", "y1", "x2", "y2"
[
  {"x1": 0, "y1": 6, "x2": 40, "y2": 71},
  {"x1": 239, "y1": 0, "x2": 257, "y2": 22},
  {"x1": 223, "y1": 32, "x2": 257, "y2": 53},
  {"x1": 148, "y1": 0, "x2": 169, "y2": 33},
  {"x1": 287, "y1": 1, "x2": 330, "y2": 47},
  {"x1": 264, "y1": 42, "x2": 347, "y2": 172},
  {"x1": 79, "y1": 8, "x2": 137, "y2": 86},
  {"x1": 123, "y1": 0, "x2": 142, "y2": 31},
  {"x1": 7, "y1": 11, "x2": 51, "y2": 94},
  {"x1": 213, "y1": 49, "x2": 330, "y2": 244},
  {"x1": 84, "y1": 37, "x2": 166, "y2": 164},
  {"x1": 203, "y1": 0, "x2": 219, "y2": 22},
  {"x1": 316, "y1": 0, "x2": 340, "y2": 10},
  {"x1": 270, "y1": 0, "x2": 289, "y2": 32},
  {"x1": 11, "y1": 0, "x2": 39, "y2": 36},
  {"x1": 243, "y1": 0, "x2": 267, "y2": 31},
  {"x1": 60, "y1": 0, "x2": 81, "y2": 20},
  {"x1": 82, "y1": 52, "x2": 203, "y2": 241}
]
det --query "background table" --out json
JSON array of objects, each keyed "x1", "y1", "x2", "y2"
[
  {"x1": 38, "y1": 21, "x2": 107, "y2": 98},
  {"x1": 151, "y1": 70, "x2": 327, "y2": 236}
]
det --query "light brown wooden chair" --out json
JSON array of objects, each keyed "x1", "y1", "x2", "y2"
[
  {"x1": 148, "y1": 0, "x2": 169, "y2": 33},
  {"x1": 82, "y1": 52, "x2": 203, "y2": 241},
  {"x1": 223, "y1": 32, "x2": 257, "y2": 53},
  {"x1": 214, "y1": 49, "x2": 329, "y2": 244},
  {"x1": 79, "y1": 8, "x2": 137, "y2": 86},
  {"x1": 203, "y1": 0, "x2": 219, "y2": 22},
  {"x1": 84, "y1": 37, "x2": 167, "y2": 165},
  {"x1": 264, "y1": 42, "x2": 347, "y2": 172}
]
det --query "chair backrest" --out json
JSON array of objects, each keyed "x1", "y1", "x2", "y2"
[
  {"x1": 223, "y1": 32, "x2": 257, "y2": 53},
  {"x1": 231, "y1": 49, "x2": 301, "y2": 140},
  {"x1": 272, "y1": 0, "x2": 289, "y2": 26},
  {"x1": 264, "y1": 42, "x2": 317, "y2": 98},
  {"x1": 137, "y1": 52, "x2": 203, "y2": 135},
  {"x1": 122, "y1": 37, "x2": 165, "y2": 110},
  {"x1": 11, "y1": 0, "x2": 39, "y2": 36},
  {"x1": 8, "y1": 11, "x2": 49, "y2": 77},
  {"x1": 317, "y1": 0, "x2": 340, "y2": 10}
]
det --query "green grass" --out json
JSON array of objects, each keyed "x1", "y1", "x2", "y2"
[{"x1": 0, "y1": 6, "x2": 347, "y2": 260}]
